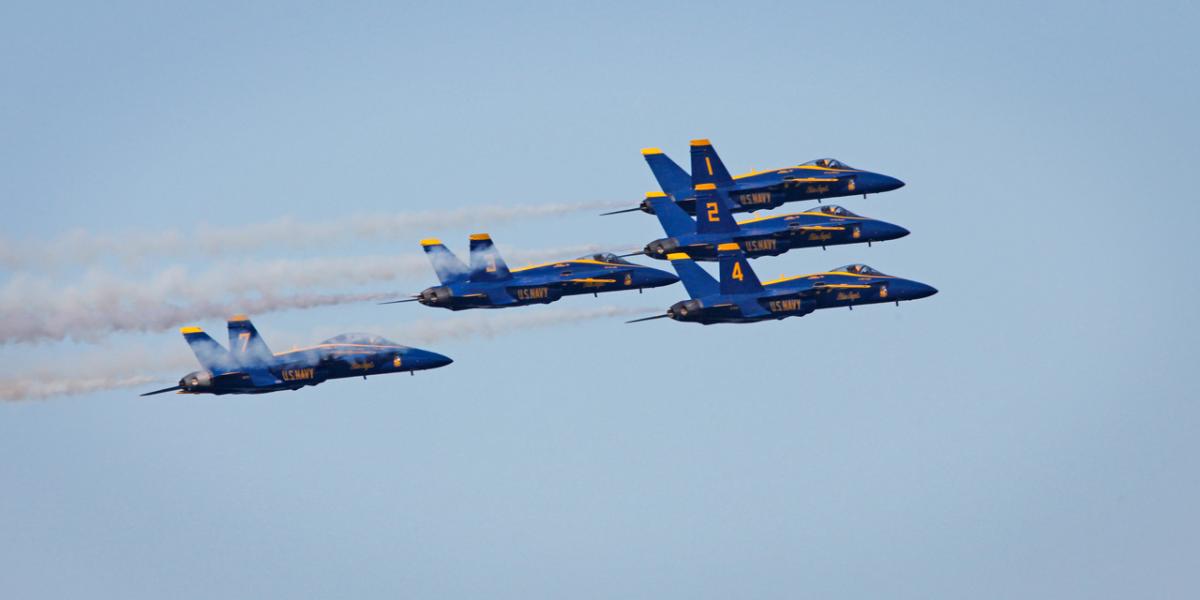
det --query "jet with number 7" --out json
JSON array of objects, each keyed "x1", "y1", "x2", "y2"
[
  {"x1": 603, "y1": 138, "x2": 904, "y2": 216},
  {"x1": 627, "y1": 244, "x2": 937, "y2": 325},
  {"x1": 139, "y1": 315, "x2": 453, "y2": 396}
]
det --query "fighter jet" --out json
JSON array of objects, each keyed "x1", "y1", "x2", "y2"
[
  {"x1": 631, "y1": 182, "x2": 909, "y2": 261},
  {"x1": 628, "y1": 244, "x2": 936, "y2": 325},
  {"x1": 389, "y1": 234, "x2": 679, "y2": 310},
  {"x1": 603, "y1": 139, "x2": 904, "y2": 216},
  {"x1": 139, "y1": 315, "x2": 453, "y2": 396}
]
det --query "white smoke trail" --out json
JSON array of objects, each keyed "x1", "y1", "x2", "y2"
[
  {"x1": 0, "y1": 306, "x2": 654, "y2": 401},
  {"x1": 0, "y1": 244, "x2": 618, "y2": 345},
  {"x1": 0, "y1": 201, "x2": 629, "y2": 270},
  {"x1": 0, "y1": 374, "x2": 164, "y2": 402}
]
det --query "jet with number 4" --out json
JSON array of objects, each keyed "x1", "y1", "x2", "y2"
[
  {"x1": 627, "y1": 244, "x2": 936, "y2": 325},
  {"x1": 631, "y1": 181, "x2": 909, "y2": 261},
  {"x1": 139, "y1": 315, "x2": 453, "y2": 396},
  {"x1": 386, "y1": 233, "x2": 679, "y2": 310},
  {"x1": 602, "y1": 138, "x2": 904, "y2": 216}
]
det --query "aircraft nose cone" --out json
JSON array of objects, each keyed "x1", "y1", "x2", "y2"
[
  {"x1": 421, "y1": 351, "x2": 454, "y2": 369},
  {"x1": 643, "y1": 269, "x2": 679, "y2": 287},
  {"x1": 860, "y1": 172, "x2": 905, "y2": 193},
  {"x1": 910, "y1": 282, "x2": 938, "y2": 299},
  {"x1": 872, "y1": 222, "x2": 910, "y2": 241}
]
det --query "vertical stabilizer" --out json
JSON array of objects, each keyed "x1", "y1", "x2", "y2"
[
  {"x1": 420, "y1": 238, "x2": 470, "y2": 284},
  {"x1": 717, "y1": 243, "x2": 763, "y2": 295},
  {"x1": 689, "y1": 138, "x2": 734, "y2": 187},
  {"x1": 467, "y1": 234, "x2": 512, "y2": 282}
]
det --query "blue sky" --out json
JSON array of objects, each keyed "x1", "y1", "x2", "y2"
[{"x1": 2, "y1": 1, "x2": 1198, "y2": 598}]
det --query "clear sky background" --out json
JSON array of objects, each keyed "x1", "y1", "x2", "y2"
[{"x1": 2, "y1": 1, "x2": 1198, "y2": 598}]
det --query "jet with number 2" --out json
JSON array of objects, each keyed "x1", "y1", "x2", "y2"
[
  {"x1": 139, "y1": 315, "x2": 453, "y2": 396},
  {"x1": 387, "y1": 234, "x2": 679, "y2": 310},
  {"x1": 603, "y1": 138, "x2": 905, "y2": 216},
  {"x1": 631, "y1": 181, "x2": 909, "y2": 261},
  {"x1": 628, "y1": 244, "x2": 936, "y2": 325}
]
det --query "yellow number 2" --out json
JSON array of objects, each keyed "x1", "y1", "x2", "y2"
[{"x1": 706, "y1": 202, "x2": 719, "y2": 222}]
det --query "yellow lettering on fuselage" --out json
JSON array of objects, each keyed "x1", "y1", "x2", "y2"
[
  {"x1": 740, "y1": 192, "x2": 771, "y2": 206},
  {"x1": 743, "y1": 239, "x2": 777, "y2": 252},
  {"x1": 516, "y1": 287, "x2": 550, "y2": 300},
  {"x1": 281, "y1": 367, "x2": 315, "y2": 381},
  {"x1": 807, "y1": 232, "x2": 833, "y2": 241},
  {"x1": 806, "y1": 185, "x2": 830, "y2": 194},
  {"x1": 767, "y1": 299, "x2": 805, "y2": 313},
  {"x1": 836, "y1": 291, "x2": 862, "y2": 301}
]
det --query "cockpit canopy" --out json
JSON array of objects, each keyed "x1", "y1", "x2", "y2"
[
  {"x1": 320, "y1": 333, "x2": 404, "y2": 347},
  {"x1": 802, "y1": 158, "x2": 853, "y2": 169},
  {"x1": 834, "y1": 264, "x2": 887, "y2": 276},
  {"x1": 578, "y1": 252, "x2": 633, "y2": 265},
  {"x1": 808, "y1": 205, "x2": 860, "y2": 217}
]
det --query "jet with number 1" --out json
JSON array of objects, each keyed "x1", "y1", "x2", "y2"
[
  {"x1": 603, "y1": 138, "x2": 905, "y2": 216},
  {"x1": 139, "y1": 315, "x2": 453, "y2": 396},
  {"x1": 628, "y1": 244, "x2": 937, "y2": 325},
  {"x1": 387, "y1": 234, "x2": 679, "y2": 310}
]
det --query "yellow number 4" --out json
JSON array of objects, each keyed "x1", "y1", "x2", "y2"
[{"x1": 732, "y1": 262, "x2": 744, "y2": 281}]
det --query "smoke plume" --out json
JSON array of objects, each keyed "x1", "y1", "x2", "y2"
[
  {"x1": 0, "y1": 244, "x2": 616, "y2": 344},
  {"x1": 0, "y1": 306, "x2": 652, "y2": 401},
  {"x1": 0, "y1": 201, "x2": 628, "y2": 270}
]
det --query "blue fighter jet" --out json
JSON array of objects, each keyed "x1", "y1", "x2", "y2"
[
  {"x1": 390, "y1": 234, "x2": 679, "y2": 310},
  {"x1": 603, "y1": 139, "x2": 904, "y2": 216},
  {"x1": 628, "y1": 244, "x2": 936, "y2": 325},
  {"x1": 632, "y1": 182, "x2": 909, "y2": 261},
  {"x1": 139, "y1": 315, "x2": 453, "y2": 396}
]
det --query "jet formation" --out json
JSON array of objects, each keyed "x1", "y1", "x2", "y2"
[{"x1": 141, "y1": 137, "x2": 934, "y2": 396}]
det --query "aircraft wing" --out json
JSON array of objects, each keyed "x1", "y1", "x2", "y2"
[
  {"x1": 812, "y1": 282, "x2": 874, "y2": 290},
  {"x1": 565, "y1": 277, "x2": 617, "y2": 285}
]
